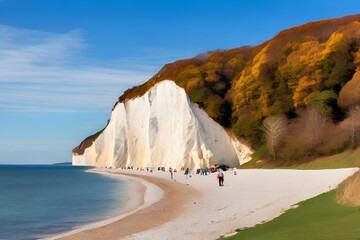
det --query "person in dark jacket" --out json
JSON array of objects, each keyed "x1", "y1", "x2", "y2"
[{"x1": 217, "y1": 171, "x2": 224, "y2": 186}]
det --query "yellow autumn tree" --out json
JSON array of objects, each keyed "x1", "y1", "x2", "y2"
[
  {"x1": 293, "y1": 76, "x2": 321, "y2": 108},
  {"x1": 201, "y1": 62, "x2": 223, "y2": 82}
]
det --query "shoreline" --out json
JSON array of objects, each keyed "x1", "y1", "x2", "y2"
[
  {"x1": 44, "y1": 169, "x2": 166, "y2": 240},
  {"x1": 48, "y1": 167, "x2": 358, "y2": 240},
  {"x1": 49, "y1": 168, "x2": 200, "y2": 240}
]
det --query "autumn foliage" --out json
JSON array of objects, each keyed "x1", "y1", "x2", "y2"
[{"x1": 114, "y1": 14, "x2": 360, "y2": 164}]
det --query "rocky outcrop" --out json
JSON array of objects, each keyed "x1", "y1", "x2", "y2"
[{"x1": 73, "y1": 80, "x2": 252, "y2": 169}]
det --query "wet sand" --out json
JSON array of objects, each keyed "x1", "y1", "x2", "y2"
[{"x1": 57, "y1": 171, "x2": 200, "y2": 240}]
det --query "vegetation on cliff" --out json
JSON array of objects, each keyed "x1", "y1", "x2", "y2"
[{"x1": 114, "y1": 14, "x2": 360, "y2": 165}]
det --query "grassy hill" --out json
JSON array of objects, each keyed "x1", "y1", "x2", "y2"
[{"x1": 222, "y1": 189, "x2": 360, "y2": 240}]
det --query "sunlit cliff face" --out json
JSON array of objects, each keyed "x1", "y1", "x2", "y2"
[{"x1": 73, "y1": 81, "x2": 252, "y2": 169}]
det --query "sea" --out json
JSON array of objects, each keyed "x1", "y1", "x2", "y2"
[{"x1": 0, "y1": 165, "x2": 128, "y2": 240}]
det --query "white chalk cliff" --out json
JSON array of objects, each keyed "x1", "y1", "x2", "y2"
[{"x1": 73, "y1": 80, "x2": 252, "y2": 169}]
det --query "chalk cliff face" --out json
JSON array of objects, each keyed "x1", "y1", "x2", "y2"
[{"x1": 73, "y1": 80, "x2": 252, "y2": 169}]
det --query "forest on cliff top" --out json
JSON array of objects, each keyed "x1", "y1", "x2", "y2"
[{"x1": 116, "y1": 14, "x2": 360, "y2": 165}]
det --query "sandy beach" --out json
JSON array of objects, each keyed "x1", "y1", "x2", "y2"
[
  {"x1": 48, "y1": 170, "x2": 199, "y2": 240},
  {"x1": 52, "y1": 167, "x2": 358, "y2": 240}
]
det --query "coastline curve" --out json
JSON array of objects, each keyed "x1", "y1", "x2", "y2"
[{"x1": 43, "y1": 168, "x2": 165, "y2": 240}]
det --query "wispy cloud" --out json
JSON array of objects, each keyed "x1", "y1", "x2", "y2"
[{"x1": 0, "y1": 25, "x2": 156, "y2": 112}]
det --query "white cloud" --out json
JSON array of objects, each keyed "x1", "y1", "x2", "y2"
[{"x1": 0, "y1": 25, "x2": 155, "y2": 112}]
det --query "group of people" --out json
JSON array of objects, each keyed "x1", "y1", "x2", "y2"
[
  {"x1": 109, "y1": 164, "x2": 229, "y2": 187},
  {"x1": 168, "y1": 166, "x2": 226, "y2": 186}
]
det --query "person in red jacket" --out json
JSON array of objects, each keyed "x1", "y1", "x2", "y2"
[{"x1": 217, "y1": 171, "x2": 224, "y2": 186}]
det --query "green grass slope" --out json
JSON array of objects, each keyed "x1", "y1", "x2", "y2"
[
  {"x1": 223, "y1": 190, "x2": 360, "y2": 240},
  {"x1": 294, "y1": 148, "x2": 360, "y2": 169},
  {"x1": 239, "y1": 147, "x2": 360, "y2": 170}
]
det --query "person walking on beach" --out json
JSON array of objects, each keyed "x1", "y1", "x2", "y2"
[
  {"x1": 217, "y1": 171, "x2": 224, "y2": 186},
  {"x1": 169, "y1": 168, "x2": 174, "y2": 179},
  {"x1": 184, "y1": 168, "x2": 189, "y2": 179}
]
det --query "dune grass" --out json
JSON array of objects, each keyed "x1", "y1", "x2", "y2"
[
  {"x1": 337, "y1": 171, "x2": 360, "y2": 206},
  {"x1": 223, "y1": 190, "x2": 360, "y2": 240}
]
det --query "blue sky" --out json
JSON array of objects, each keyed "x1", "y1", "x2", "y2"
[{"x1": 1, "y1": 0, "x2": 360, "y2": 164}]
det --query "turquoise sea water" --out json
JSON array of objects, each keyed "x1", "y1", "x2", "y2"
[{"x1": 0, "y1": 165, "x2": 127, "y2": 240}]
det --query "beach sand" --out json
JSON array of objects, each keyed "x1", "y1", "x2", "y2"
[
  {"x1": 51, "y1": 171, "x2": 199, "y2": 240},
  {"x1": 54, "y1": 167, "x2": 358, "y2": 240}
]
